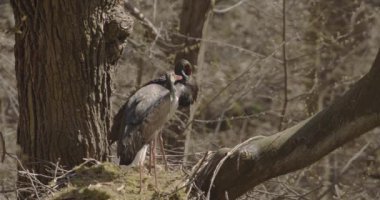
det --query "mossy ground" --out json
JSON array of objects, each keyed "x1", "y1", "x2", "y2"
[{"x1": 50, "y1": 162, "x2": 187, "y2": 200}]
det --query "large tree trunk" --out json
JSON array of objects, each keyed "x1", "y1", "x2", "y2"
[
  {"x1": 11, "y1": 0, "x2": 133, "y2": 173},
  {"x1": 192, "y1": 48, "x2": 380, "y2": 199}
]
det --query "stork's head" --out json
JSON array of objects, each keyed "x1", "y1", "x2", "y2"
[{"x1": 174, "y1": 59, "x2": 192, "y2": 81}]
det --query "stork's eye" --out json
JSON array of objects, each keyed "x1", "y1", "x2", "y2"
[{"x1": 184, "y1": 64, "x2": 192, "y2": 76}]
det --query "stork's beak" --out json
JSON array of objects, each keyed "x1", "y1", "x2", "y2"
[{"x1": 175, "y1": 74, "x2": 183, "y2": 81}]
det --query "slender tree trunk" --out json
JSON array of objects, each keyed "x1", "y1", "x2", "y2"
[
  {"x1": 11, "y1": 0, "x2": 133, "y2": 173},
  {"x1": 165, "y1": 0, "x2": 213, "y2": 162}
]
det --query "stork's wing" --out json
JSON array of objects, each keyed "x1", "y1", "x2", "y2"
[
  {"x1": 142, "y1": 74, "x2": 167, "y2": 87},
  {"x1": 139, "y1": 91, "x2": 172, "y2": 142},
  {"x1": 109, "y1": 76, "x2": 168, "y2": 144},
  {"x1": 116, "y1": 83, "x2": 174, "y2": 165},
  {"x1": 125, "y1": 84, "x2": 170, "y2": 125},
  {"x1": 109, "y1": 102, "x2": 128, "y2": 144}
]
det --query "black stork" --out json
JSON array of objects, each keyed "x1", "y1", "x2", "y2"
[{"x1": 111, "y1": 59, "x2": 197, "y2": 190}]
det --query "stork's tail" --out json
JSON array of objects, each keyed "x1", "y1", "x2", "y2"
[
  {"x1": 117, "y1": 127, "x2": 146, "y2": 166},
  {"x1": 128, "y1": 144, "x2": 148, "y2": 167}
]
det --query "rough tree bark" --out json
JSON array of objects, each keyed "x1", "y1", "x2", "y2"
[
  {"x1": 11, "y1": 0, "x2": 133, "y2": 173},
  {"x1": 193, "y1": 48, "x2": 380, "y2": 199},
  {"x1": 165, "y1": 0, "x2": 213, "y2": 160}
]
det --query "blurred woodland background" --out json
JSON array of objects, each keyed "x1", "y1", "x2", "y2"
[{"x1": 1, "y1": 0, "x2": 380, "y2": 199}]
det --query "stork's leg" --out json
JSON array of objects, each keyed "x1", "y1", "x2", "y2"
[
  {"x1": 134, "y1": 145, "x2": 148, "y2": 193},
  {"x1": 153, "y1": 137, "x2": 158, "y2": 188},
  {"x1": 139, "y1": 162, "x2": 143, "y2": 193},
  {"x1": 148, "y1": 141, "x2": 153, "y2": 174},
  {"x1": 158, "y1": 132, "x2": 169, "y2": 171}
]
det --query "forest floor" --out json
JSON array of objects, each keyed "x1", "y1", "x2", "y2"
[{"x1": 50, "y1": 162, "x2": 186, "y2": 200}]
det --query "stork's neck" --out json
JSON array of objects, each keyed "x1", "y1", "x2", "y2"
[{"x1": 168, "y1": 81, "x2": 176, "y2": 102}]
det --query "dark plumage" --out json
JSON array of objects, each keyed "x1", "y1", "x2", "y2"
[
  {"x1": 110, "y1": 59, "x2": 198, "y2": 166},
  {"x1": 117, "y1": 73, "x2": 179, "y2": 166},
  {"x1": 109, "y1": 60, "x2": 198, "y2": 145}
]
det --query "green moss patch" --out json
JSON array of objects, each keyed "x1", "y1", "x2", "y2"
[
  {"x1": 51, "y1": 162, "x2": 186, "y2": 200},
  {"x1": 52, "y1": 186, "x2": 115, "y2": 200}
]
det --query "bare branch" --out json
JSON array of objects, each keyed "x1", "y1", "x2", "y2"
[
  {"x1": 123, "y1": 0, "x2": 159, "y2": 37},
  {"x1": 213, "y1": 0, "x2": 246, "y2": 14},
  {"x1": 317, "y1": 142, "x2": 370, "y2": 199}
]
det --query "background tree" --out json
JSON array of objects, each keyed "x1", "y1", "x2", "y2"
[{"x1": 11, "y1": 0, "x2": 133, "y2": 173}]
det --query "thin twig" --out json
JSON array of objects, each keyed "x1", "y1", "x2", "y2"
[
  {"x1": 182, "y1": 42, "x2": 288, "y2": 134},
  {"x1": 16, "y1": 160, "x2": 41, "y2": 199},
  {"x1": 0, "y1": 131, "x2": 6, "y2": 162},
  {"x1": 341, "y1": 143, "x2": 369, "y2": 174},
  {"x1": 172, "y1": 32, "x2": 276, "y2": 61},
  {"x1": 0, "y1": 188, "x2": 16, "y2": 193},
  {"x1": 51, "y1": 158, "x2": 61, "y2": 186},
  {"x1": 199, "y1": 45, "x2": 283, "y2": 116},
  {"x1": 5, "y1": 154, "x2": 101, "y2": 198},
  {"x1": 213, "y1": 0, "x2": 246, "y2": 14},
  {"x1": 123, "y1": 0, "x2": 159, "y2": 37},
  {"x1": 193, "y1": 110, "x2": 280, "y2": 124},
  {"x1": 185, "y1": 152, "x2": 210, "y2": 198},
  {"x1": 148, "y1": 23, "x2": 163, "y2": 58},
  {"x1": 123, "y1": 0, "x2": 183, "y2": 51},
  {"x1": 317, "y1": 143, "x2": 370, "y2": 199}
]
